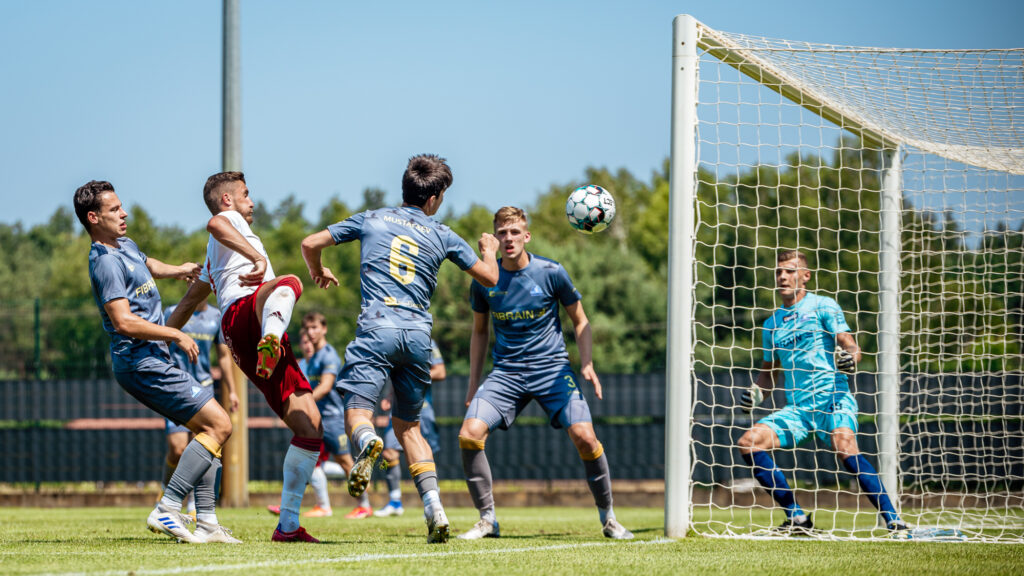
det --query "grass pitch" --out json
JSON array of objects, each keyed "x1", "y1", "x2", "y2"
[{"x1": 1, "y1": 506, "x2": 1021, "y2": 576}]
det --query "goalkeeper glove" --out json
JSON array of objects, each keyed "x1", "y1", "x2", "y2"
[
  {"x1": 835, "y1": 346, "x2": 856, "y2": 374},
  {"x1": 739, "y1": 383, "x2": 764, "y2": 412}
]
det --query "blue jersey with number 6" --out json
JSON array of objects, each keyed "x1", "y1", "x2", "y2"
[
  {"x1": 762, "y1": 291, "x2": 851, "y2": 409},
  {"x1": 327, "y1": 206, "x2": 478, "y2": 334}
]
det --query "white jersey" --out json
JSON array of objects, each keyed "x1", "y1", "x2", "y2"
[{"x1": 198, "y1": 210, "x2": 275, "y2": 310}]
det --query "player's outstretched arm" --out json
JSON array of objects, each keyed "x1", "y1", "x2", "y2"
[
  {"x1": 104, "y1": 298, "x2": 199, "y2": 363},
  {"x1": 145, "y1": 257, "x2": 201, "y2": 282},
  {"x1": 165, "y1": 280, "x2": 213, "y2": 330},
  {"x1": 207, "y1": 214, "x2": 267, "y2": 286},
  {"x1": 299, "y1": 230, "x2": 340, "y2": 289},
  {"x1": 216, "y1": 342, "x2": 239, "y2": 413},
  {"x1": 465, "y1": 233, "x2": 500, "y2": 288},
  {"x1": 466, "y1": 311, "x2": 490, "y2": 407},
  {"x1": 565, "y1": 300, "x2": 602, "y2": 400},
  {"x1": 835, "y1": 332, "x2": 861, "y2": 374}
]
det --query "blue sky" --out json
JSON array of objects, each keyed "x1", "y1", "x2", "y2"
[{"x1": 2, "y1": 0, "x2": 1022, "y2": 229}]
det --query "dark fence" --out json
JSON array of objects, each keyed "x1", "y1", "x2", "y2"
[{"x1": 1, "y1": 373, "x2": 1021, "y2": 489}]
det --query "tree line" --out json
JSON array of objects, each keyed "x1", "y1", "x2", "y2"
[{"x1": 1, "y1": 140, "x2": 1020, "y2": 379}]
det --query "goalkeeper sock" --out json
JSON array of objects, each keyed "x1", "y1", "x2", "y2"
[
  {"x1": 843, "y1": 454, "x2": 900, "y2": 525},
  {"x1": 743, "y1": 451, "x2": 805, "y2": 518}
]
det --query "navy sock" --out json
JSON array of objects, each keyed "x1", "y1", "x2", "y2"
[
  {"x1": 742, "y1": 451, "x2": 804, "y2": 518},
  {"x1": 843, "y1": 454, "x2": 900, "y2": 525}
]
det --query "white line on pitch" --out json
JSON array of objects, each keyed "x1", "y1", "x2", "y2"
[{"x1": 34, "y1": 538, "x2": 676, "y2": 576}]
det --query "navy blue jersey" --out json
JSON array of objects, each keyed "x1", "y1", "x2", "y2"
[
  {"x1": 327, "y1": 206, "x2": 478, "y2": 334},
  {"x1": 469, "y1": 254, "x2": 581, "y2": 369},
  {"x1": 164, "y1": 304, "x2": 222, "y2": 386},
  {"x1": 89, "y1": 237, "x2": 169, "y2": 371},
  {"x1": 308, "y1": 342, "x2": 344, "y2": 417},
  {"x1": 762, "y1": 292, "x2": 852, "y2": 408}
]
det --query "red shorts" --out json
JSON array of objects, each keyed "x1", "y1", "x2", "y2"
[{"x1": 221, "y1": 289, "x2": 311, "y2": 419}]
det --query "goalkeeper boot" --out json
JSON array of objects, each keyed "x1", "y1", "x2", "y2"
[
  {"x1": 426, "y1": 508, "x2": 450, "y2": 544},
  {"x1": 347, "y1": 435, "x2": 384, "y2": 498},
  {"x1": 256, "y1": 334, "x2": 282, "y2": 379},
  {"x1": 147, "y1": 503, "x2": 199, "y2": 543},
  {"x1": 602, "y1": 518, "x2": 635, "y2": 540},
  {"x1": 457, "y1": 518, "x2": 500, "y2": 540},
  {"x1": 773, "y1": 514, "x2": 814, "y2": 536},
  {"x1": 193, "y1": 521, "x2": 242, "y2": 544}
]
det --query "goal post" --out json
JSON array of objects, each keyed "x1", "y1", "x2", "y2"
[{"x1": 666, "y1": 14, "x2": 1024, "y2": 542}]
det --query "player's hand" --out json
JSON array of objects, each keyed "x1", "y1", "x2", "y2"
[
  {"x1": 581, "y1": 364, "x2": 602, "y2": 400},
  {"x1": 478, "y1": 233, "x2": 499, "y2": 255},
  {"x1": 228, "y1": 392, "x2": 240, "y2": 413},
  {"x1": 740, "y1": 383, "x2": 764, "y2": 413},
  {"x1": 464, "y1": 382, "x2": 479, "y2": 408},
  {"x1": 176, "y1": 262, "x2": 201, "y2": 284},
  {"x1": 310, "y1": 266, "x2": 340, "y2": 289},
  {"x1": 174, "y1": 332, "x2": 199, "y2": 364},
  {"x1": 835, "y1": 346, "x2": 856, "y2": 374},
  {"x1": 239, "y1": 258, "x2": 267, "y2": 287}
]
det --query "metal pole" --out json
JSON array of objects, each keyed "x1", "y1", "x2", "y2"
[
  {"x1": 219, "y1": 0, "x2": 248, "y2": 507},
  {"x1": 877, "y1": 146, "x2": 903, "y2": 521},
  {"x1": 665, "y1": 14, "x2": 698, "y2": 539},
  {"x1": 223, "y1": 0, "x2": 241, "y2": 172}
]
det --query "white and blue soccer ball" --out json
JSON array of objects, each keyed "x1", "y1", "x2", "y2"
[{"x1": 565, "y1": 185, "x2": 616, "y2": 234}]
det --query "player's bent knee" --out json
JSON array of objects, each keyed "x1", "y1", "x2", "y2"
[
  {"x1": 194, "y1": 432, "x2": 223, "y2": 459},
  {"x1": 576, "y1": 441, "x2": 604, "y2": 461}
]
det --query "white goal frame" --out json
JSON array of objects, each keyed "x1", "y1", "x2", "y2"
[{"x1": 666, "y1": 14, "x2": 1024, "y2": 540}]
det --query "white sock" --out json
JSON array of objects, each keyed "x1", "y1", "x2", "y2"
[
  {"x1": 280, "y1": 444, "x2": 319, "y2": 532},
  {"x1": 310, "y1": 465, "x2": 331, "y2": 509},
  {"x1": 261, "y1": 286, "x2": 297, "y2": 339},
  {"x1": 184, "y1": 490, "x2": 196, "y2": 514},
  {"x1": 359, "y1": 491, "x2": 370, "y2": 508},
  {"x1": 197, "y1": 512, "x2": 218, "y2": 526},
  {"x1": 389, "y1": 488, "x2": 402, "y2": 501},
  {"x1": 422, "y1": 489, "x2": 442, "y2": 517}
]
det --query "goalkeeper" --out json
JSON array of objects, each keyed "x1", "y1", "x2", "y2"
[{"x1": 736, "y1": 249, "x2": 907, "y2": 535}]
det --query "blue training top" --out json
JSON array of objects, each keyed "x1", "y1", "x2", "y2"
[
  {"x1": 327, "y1": 206, "x2": 478, "y2": 334},
  {"x1": 164, "y1": 304, "x2": 222, "y2": 386},
  {"x1": 307, "y1": 342, "x2": 344, "y2": 417},
  {"x1": 88, "y1": 237, "x2": 169, "y2": 372},
  {"x1": 469, "y1": 253, "x2": 581, "y2": 369},
  {"x1": 761, "y1": 291, "x2": 852, "y2": 408}
]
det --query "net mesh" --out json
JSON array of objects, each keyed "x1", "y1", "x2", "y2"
[{"x1": 689, "y1": 23, "x2": 1024, "y2": 542}]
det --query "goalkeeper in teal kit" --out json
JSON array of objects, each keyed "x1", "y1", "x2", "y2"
[{"x1": 737, "y1": 249, "x2": 907, "y2": 535}]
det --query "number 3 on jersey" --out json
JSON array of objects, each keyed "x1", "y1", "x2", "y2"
[{"x1": 389, "y1": 235, "x2": 419, "y2": 285}]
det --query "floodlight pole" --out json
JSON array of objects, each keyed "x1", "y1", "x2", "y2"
[
  {"x1": 665, "y1": 14, "x2": 698, "y2": 539},
  {"x1": 220, "y1": 0, "x2": 249, "y2": 508}
]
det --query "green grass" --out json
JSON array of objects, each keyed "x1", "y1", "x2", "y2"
[{"x1": 1, "y1": 507, "x2": 1022, "y2": 576}]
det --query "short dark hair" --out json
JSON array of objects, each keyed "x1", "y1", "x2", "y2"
[
  {"x1": 777, "y1": 249, "x2": 809, "y2": 267},
  {"x1": 73, "y1": 180, "x2": 115, "y2": 231},
  {"x1": 402, "y1": 154, "x2": 452, "y2": 207},
  {"x1": 203, "y1": 171, "x2": 246, "y2": 214},
  {"x1": 302, "y1": 312, "x2": 327, "y2": 327}
]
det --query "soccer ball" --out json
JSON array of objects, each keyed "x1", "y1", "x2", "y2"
[{"x1": 565, "y1": 185, "x2": 616, "y2": 234}]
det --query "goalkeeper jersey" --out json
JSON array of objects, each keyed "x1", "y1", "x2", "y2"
[{"x1": 762, "y1": 291, "x2": 851, "y2": 408}]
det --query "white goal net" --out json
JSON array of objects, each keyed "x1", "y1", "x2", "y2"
[{"x1": 667, "y1": 15, "x2": 1024, "y2": 542}]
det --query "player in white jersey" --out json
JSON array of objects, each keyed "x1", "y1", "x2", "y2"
[{"x1": 167, "y1": 171, "x2": 323, "y2": 543}]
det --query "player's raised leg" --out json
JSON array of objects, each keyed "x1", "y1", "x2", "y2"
[
  {"x1": 254, "y1": 275, "x2": 303, "y2": 379},
  {"x1": 344, "y1": 404, "x2": 384, "y2": 499},
  {"x1": 567, "y1": 422, "x2": 633, "y2": 540}
]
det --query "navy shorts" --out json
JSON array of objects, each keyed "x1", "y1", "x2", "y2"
[
  {"x1": 465, "y1": 362, "x2": 592, "y2": 431},
  {"x1": 383, "y1": 401, "x2": 441, "y2": 454},
  {"x1": 338, "y1": 328, "x2": 431, "y2": 422},
  {"x1": 321, "y1": 411, "x2": 350, "y2": 457},
  {"x1": 115, "y1": 357, "x2": 215, "y2": 428}
]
